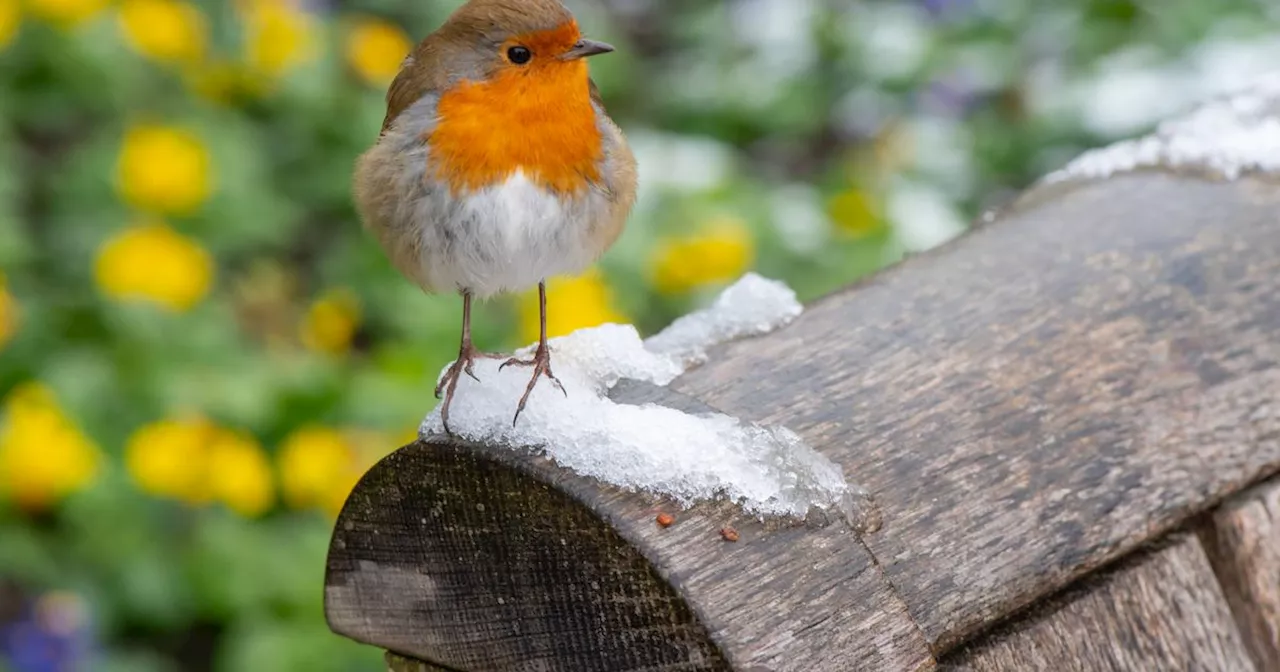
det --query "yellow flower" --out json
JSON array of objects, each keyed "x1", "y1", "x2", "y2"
[
  {"x1": 0, "y1": 0, "x2": 19, "y2": 48},
  {"x1": 125, "y1": 416, "x2": 275, "y2": 516},
  {"x1": 241, "y1": 0, "x2": 317, "y2": 78},
  {"x1": 95, "y1": 222, "x2": 214, "y2": 311},
  {"x1": 649, "y1": 217, "x2": 755, "y2": 295},
  {"x1": 117, "y1": 0, "x2": 206, "y2": 65},
  {"x1": 827, "y1": 188, "x2": 882, "y2": 237},
  {"x1": 0, "y1": 273, "x2": 17, "y2": 349},
  {"x1": 0, "y1": 382, "x2": 101, "y2": 510},
  {"x1": 124, "y1": 416, "x2": 212, "y2": 504},
  {"x1": 278, "y1": 426, "x2": 379, "y2": 517},
  {"x1": 207, "y1": 428, "x2": 274, "y2": 517},
  {"x1": 518, "y1": 268, "x2": 626, "y2": 344},
  {"x1": 300, "y1": 287, "x2": 361, "y2": 356},
  {"x1": 25, "y1": 0, "x2": 107, "y2": 27},
  {"x1": 344, "y1": 16, "x2": 411, "y2": 87},
  {"x1": 115, "y1": 124, "x2": 213, "y2": 215}
]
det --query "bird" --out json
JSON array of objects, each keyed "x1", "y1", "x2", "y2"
[{"x1": 352, "y1": 0, "x2": 638, "y2": 434}]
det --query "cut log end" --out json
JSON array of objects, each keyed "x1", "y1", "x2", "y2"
[
  {"x1": 324, "y1": 439, "x2": 729, "y2": 672},
  {"x1": 325, "y1": 168, "x2": 1280, "y2": 671}
]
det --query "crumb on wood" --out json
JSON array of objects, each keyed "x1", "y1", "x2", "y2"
[
  {"x1": 656, "y1": 512, "x2": 675, "y2": 527},
  {"x1": 720, "y1": 526, "x2": 739, "y2": 542}
]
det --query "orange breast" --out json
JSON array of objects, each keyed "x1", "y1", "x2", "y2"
[{"x1": 429, "y1": 60, "x2": 603, "y2": 196}]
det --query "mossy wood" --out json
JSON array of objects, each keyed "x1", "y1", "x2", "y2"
[{"x1": 325, "y1": 171, "x2": 1280, "y2": 671}]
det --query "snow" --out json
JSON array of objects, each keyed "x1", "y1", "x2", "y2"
[
  {"x1": 643, "y1": 272, "x2": 804, "y2": 370},
  {"x1": 1046, "y1": 73, "x2": 1280, "y2": 183},
  {"x1": 419, "y1": 273, "x2": 859, "y2": 522}
]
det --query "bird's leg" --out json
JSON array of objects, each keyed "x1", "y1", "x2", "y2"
[
  {"x1": 499, "y1": 280, "x2": 566, "y2": 425},
  {"x1": 435, "y1": 291, "x2": 501, "y2": 434}
]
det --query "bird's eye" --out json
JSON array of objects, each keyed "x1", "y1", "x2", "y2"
[{"x1": 507, "y1": 46, "x2": 532, "y2": 64}]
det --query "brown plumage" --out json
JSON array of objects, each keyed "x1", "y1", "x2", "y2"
[
  {"x1": 380, "y1": 0, "x2": 577, "y2": 132},
  {"x1": 352, "y1": 0, "x2": 638, "y2": 433}
]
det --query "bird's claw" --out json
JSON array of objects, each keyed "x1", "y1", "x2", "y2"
[
  {"x1": 497, "y1": 355, "x2": 530, "y2": 372},
  {"x1": 463, "y1": 358, "x2": 481, "y2": 383},
  {"x1": 434, "y1": 346, "x2": 501, "y2": 434},
  {"x1": 506, "y1": 347, "x2": 566, "y2": 427},
  {"x1": 433, "y1": 370, "x2": 452, "y2": 400}
]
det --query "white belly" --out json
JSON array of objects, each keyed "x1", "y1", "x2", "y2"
[{"x1": 416, "y1": 171, "x2": 608, "y2": 298}]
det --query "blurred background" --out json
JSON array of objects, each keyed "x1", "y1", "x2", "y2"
[{"x1": 0, "y1": 0, "x2": 1278, "y2": 669}]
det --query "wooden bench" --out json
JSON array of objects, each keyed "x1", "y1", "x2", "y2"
[{"x1": 321, "y1": 163, "x2": 1280, "y2": 671}]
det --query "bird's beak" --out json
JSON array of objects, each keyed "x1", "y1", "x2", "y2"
[{"x1": 561, "y1": 39, "x2": 615, "y2": 60}]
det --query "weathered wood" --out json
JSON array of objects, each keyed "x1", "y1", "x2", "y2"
[
  {"x1": 670, "y1": 173, "x2": 1280, "y2": 651},
  {"x1": 327, "y1": 171, "x2": 1280, "y2": 669},
  {"x1": 326, "y1": 379, "x2": 933, "y2": 671},
  {"x1": 326, "y1": 439, "x2": 730, "y2": 672},
  {"x1": 944, "y1": 534, "x2": 1256, "y2": 671},
  {"x1": 1199, "y1": 478, "x2": 1280, "y2": 669},
  {"x1": 386, "y1": 651, "x2": 455, "y2": 671}
]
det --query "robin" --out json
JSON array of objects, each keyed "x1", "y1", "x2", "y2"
[{"x1": 352, "y1": 0, "x2": 638, "y2": 434}]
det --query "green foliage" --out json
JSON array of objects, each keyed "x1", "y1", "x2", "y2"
[{"x1": 0, "y1": 0, "x2": 1276, "y2": 669}]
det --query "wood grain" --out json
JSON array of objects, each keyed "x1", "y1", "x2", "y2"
[
  {"x1": 326, "y1": 374, "x2": 933, "y2": 671},
  {"x1": 945, "y1": 534, "x2": 1256, "y2": 671},
  {"x1": 1200, "y1": 478, "x2": 1280, "y2": 669},
  {"x1": 325, "y1": 439, "x2": 731, "y2": 672},
  {"x1": 327, "y1": 171, "x2": 1280, "y2": 668},
  {"x1": 386, "y1": 651, "x2": 457, "y2": 672},
  {"x1": 669, "y1": 173, "x2": 1280, "y2": 651}
]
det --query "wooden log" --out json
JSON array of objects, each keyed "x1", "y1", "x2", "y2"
[
  {"x1": 1199, "y1": 478, "x2": 1280, "y2": 669},
  {"x1": 325, "y1": 170, "x2": 1280, "y2": 669},
  {"x1": 943, "y1": 534, "x2": 1256, "y2": 671},
  {"x1": 386, "y1": 651, "x2": 454, "y2": 672},
  {"x1": 671, "y1": 173, "x2": 1280, "y2": 651},
  {"x1": 325, "y1": 381, "x2": 934, "y2": 672}
]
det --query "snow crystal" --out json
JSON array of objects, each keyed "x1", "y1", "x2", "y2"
[
  {"x1": 419, "y1": 273, "x2": 854, "y2": 522},
  {"x1": 1046, "y1": 73, "x2": 1280, "y2": 183},
  {"x1": 643, "y1": 272, "x2": 803, "y2": 370}
]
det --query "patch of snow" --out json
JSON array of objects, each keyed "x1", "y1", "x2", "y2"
[
  {"x1": 1047, "y1": 73, "x2": 1280, "y2": 183},
  {"x1": 643, "y1": 273, "x2": 803, "y2": 370},
  {"x1": 419, "y1": 273, "x2": 855, "y2": 521}
]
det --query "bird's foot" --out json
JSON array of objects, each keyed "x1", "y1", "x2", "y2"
[
  {"x1": 435, "y1": 345, "x2": 503, "y2": 434},
  {"x1": 499, "y1": 345, "x2": 567, "y2": 426}
]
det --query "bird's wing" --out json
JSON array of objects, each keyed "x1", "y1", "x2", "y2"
[
  {"x1": 381, "y1": 45, "x2": 447, "y2": 135},
  {"x1": 588, "y1": 77, "x2": 606, "y2": 111}
]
